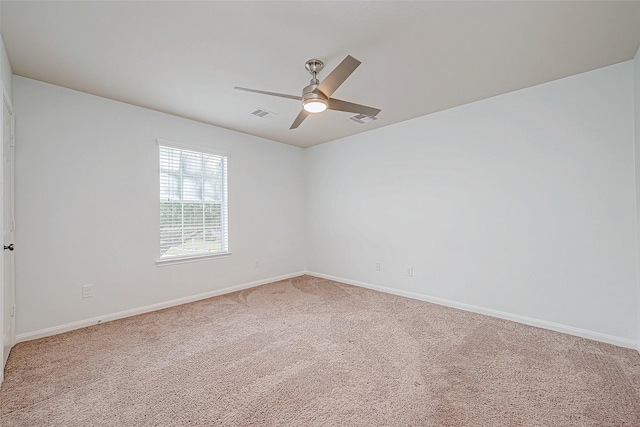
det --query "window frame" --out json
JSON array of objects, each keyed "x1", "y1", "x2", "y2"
[{"x1": 155, "y1": 138, "x2": 231, "y2": 266}]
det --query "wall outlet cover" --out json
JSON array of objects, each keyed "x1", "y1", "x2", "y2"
[{"x1": 82, "y1": 284, "x2": 94, "y2": 298}]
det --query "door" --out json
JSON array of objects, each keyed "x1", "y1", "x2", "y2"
[{"x1": 2, "y1": 88, "x2": 15, "y2": 367}]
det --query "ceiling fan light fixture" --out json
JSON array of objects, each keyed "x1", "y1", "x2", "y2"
[{"x1": 303, "y1": 98, "x2": 327, "y2": 113}]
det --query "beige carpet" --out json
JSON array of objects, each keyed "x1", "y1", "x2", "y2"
[{"x1": 1, "y1": 275, "x2": 639, "y2": 426}]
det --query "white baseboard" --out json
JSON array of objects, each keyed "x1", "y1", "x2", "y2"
[
  {"x1": 305, "y1": 271, "x2": 638, "y2": 350},
  {"x1": 16, "y1": 271, "x2": 306, "y2": 343}
]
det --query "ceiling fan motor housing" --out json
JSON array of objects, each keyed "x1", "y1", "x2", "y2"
[{"x1": 302, "y1": 84, "x2": 327, "y2": 102}]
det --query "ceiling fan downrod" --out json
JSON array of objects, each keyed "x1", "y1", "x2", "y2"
[{"x1": 305, "y1": 59, "x2": 324, "y2": 85}]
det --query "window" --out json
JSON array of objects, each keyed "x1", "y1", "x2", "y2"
[{"x1": 158, "y1": 140, "x2": 229, "y2": 262}]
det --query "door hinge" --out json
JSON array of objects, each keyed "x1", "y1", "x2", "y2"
[
  {"x1": 11, "y1": 305, "x2": 15, "y2": 316},
  {"x1": 10, "y1": 134, "x2": 15, "y2": 147},
  {"x1": 10, "y1": 220, "x2": 15, "y2": 231}
]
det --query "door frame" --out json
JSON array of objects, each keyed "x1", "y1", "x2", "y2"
[{"x1": 0, "y1": 81, "x2": 15, "y2": 384}]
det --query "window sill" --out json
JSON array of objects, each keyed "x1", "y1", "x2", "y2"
[{"x1": 155, "y1": 252, "x2": 232, "y2": 267}]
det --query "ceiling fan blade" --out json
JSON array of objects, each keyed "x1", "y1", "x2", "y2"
[
  {"x1": 328, "y1": 98, "x2": 381, "y2": 117},
  {"x1": 316, "y1": 55, "x2": 361, "y2": 98},
  {"x1": 234, "y1": 87, "x2": 302, "y2": 101},
  {"x1": 290, "y1": 110, "x2": 309, "y2": 129}
]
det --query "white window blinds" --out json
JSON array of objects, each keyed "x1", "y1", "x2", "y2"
[{"x1": 159, "y1": 142, "x2": 228, "y2": 259}]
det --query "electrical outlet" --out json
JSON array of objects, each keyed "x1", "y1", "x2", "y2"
[
  {"x1": 375, "y1": 262, "x2": 381, "y2": 271},
  {"x1": 254, "y1": 259, "x2": 260, "y2": 268},
  {"x1": 82, "y1": 284, "x2": 94, "y2": 298},
  {"x1": 406, "y1": 266, "x2": 413, "y2": 277}
]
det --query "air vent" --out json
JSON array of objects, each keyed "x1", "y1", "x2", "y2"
[
  {"x1": 348, "y1": 114, "x2": 379, "y2": 125},
  {"x1": 251, "y1": 108, "x2": 277, "y2": 118}
]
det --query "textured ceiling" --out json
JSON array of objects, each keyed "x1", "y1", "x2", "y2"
[{"x1": 2, "y1": 1, "x2": 640, "y2": 148}]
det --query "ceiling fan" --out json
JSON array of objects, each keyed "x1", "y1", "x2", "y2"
[{"x1": 235, "y1": 55, "x2": 381, "y2": 129}]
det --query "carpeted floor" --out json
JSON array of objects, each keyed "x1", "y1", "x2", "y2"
[{"x1": 1, "y1": 275, "x2": 639, "y2": 426}]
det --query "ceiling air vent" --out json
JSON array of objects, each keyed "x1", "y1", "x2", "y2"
[
  {"x1": 348, "y1": 114, "x2": 379, "y2": 125},
  {"x1": 251, "y1": 108, "x2": 277, "y2": 118}
]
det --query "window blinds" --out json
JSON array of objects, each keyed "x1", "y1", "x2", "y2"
[{"x1": 159, "y1": 144, "x2": 228, "y2": 259}]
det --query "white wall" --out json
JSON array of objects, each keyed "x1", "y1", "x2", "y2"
[
  {"x1": 0, "y1": 34, "x2": 11, "y2": 101},
  {"x1": 0, "y1": 0, "x2": 13, "y2": 101},
  {"x1": 635, "y1": 46, "x2": 640, "y2": 351},
  {"x1": 14, "y1": 77, "x2": 306, "y2": 336},
  {"x1": 306, "y1": 62, "x2": 637, "y2": 345}
]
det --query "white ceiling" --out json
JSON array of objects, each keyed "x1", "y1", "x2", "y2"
[{"x1": 2, "y1": 1, "x2": 640, "y2": 148}]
